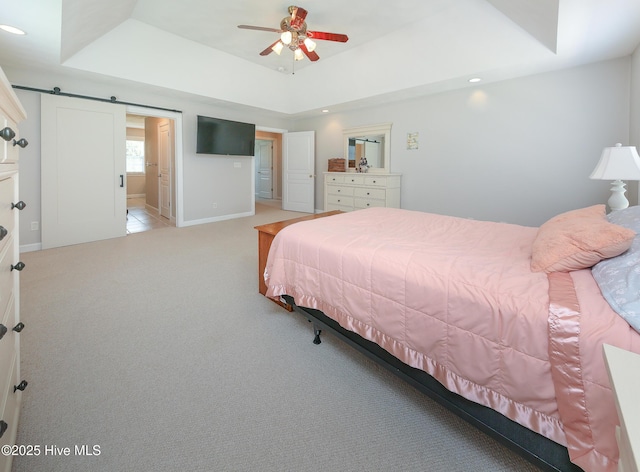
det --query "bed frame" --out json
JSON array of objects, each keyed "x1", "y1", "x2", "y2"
[{"x1": 281, "y1": 295, "x2": 584, "y2": 472}]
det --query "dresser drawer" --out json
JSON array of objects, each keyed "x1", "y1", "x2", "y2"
[
  {"x1": 0, "y1": 114, "x2": 19, "y2": 165},
  {"x1": 354, "y1": 198, "x2": 386, "y2": 209},
  {"x1": 0, "y1": 352, "x2": 20, "y2": 472},
  {"x1": 0, "y1": 177, "x2": 14, "y2": 248},
  {"x1": 354, "y1": 187, "x2": 386, "y2": 199},
  {"x1": 0, "y1": 296, "x2": 16, "y2": 384},
  {"x1": 326, "y1": 174, "x2": 345, "y2": 184},
  {"x1": 327, "y1": 193, "x2": 354, "y2": 207},
  {"x1": 364, "y1": 176, "x2": 387, "y2": 187},
  {"x1": 0, "y1": 238, "x2": 13, "y2": 320},
  {"x1": 343, "y1": 175, "x2": 365, "y2": 185},
  {"x1": 326, "y1": 184, "x2": 355, "y2": 197}
]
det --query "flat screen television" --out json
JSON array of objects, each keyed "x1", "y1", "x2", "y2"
[{"x1": 196, "y1": 115, "x2": 255, "y2": 156}]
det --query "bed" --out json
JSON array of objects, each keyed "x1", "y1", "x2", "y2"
[{"x1": 263, "y1": 204, "x2": 640, "y2": 472}]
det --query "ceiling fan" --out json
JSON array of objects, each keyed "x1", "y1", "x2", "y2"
[{"x1": 238, "y1": 5, "x2": 348, "y2": 62}]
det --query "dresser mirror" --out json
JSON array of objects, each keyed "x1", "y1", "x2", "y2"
[{"x1": 343, "y1": 123, "x2": 392, "y2": 174}]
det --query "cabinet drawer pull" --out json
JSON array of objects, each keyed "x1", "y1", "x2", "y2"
[
  {"x1": 0, "y1": 226, "x2": 7, "y2": 241},
  {"x1": 0, "y1": 420, "x2": 7, "y2": 439},
  {"x1": 0, "y1": 127, "x2": 15, "y2": 142},
  {"x1": 14, "y1": 380, "x2": 28, "y2": 393},
  {"x1": 0, "y1": 324, "x2": 6, "y2": 340},
  {"x1": 11, "y1": 261, "x2": 25, "y2": 271},
  {"x1": 13, "y1": 322, "x2": 24, "y2": 333},
  {"x1": 12, "y1": 138, "x2": 28, "y2": 148},
  {"x1": 11, "y1": 201, "x2": 26, "y2": 211}
]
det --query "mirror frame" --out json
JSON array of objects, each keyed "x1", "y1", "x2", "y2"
[{"x1": 343, "y1": 122, "x2": 392, "y2": 174}]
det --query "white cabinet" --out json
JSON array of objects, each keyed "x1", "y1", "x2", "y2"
[
  {"x1": 324, "y1": 172, "x2": 401, "y2": 212},
  {"x1": 0, "y1": 66, "x2": 27, "y2": 472},
  {"x1": 603, "y1": 344, "x2": 640, "y2": 472}
]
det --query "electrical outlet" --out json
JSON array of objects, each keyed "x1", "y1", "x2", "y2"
[
  {"x1": 31, "y1": 221, "x2": 39, "y2": 231},
  {"x1": 212, "y1": 203, "x2": 217, "y2": 209}
]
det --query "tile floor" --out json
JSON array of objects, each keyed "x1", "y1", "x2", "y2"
[{"x1": 126, "y1": 197, "x2": 173, "y2": 234}]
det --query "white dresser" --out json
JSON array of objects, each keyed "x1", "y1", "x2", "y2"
[
  {"x1": 324, "y1": 172, "x2": 401, "y2": 212},
  {"x1": 0, "y1": 66, "x2": 28, "y2": 472}
]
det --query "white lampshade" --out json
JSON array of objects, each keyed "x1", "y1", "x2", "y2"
[
  {"x1": 271, "y1": 41, "x2": 284, "y2": 55},
  {"x1": 280, "y1": 31, "x2": 292, "y2": 45},
  {"x1": 590, "y1": 143, "x2": 640, "y2": 211},
  {"x1": 303, "y1": 37, "x2": 316, "y2": 52},
  {"x1": 590, "y1": 143, "x2": 640, "y2": 180},
  {"x1": 294, "y1": 48, "x2": 304, "y2": 61}
]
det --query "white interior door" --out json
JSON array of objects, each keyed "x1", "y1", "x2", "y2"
[
  {"x1": 158, "y1": 121, "x2": 171, "y2": 219},
  {"x1": 256, "y1": 140, "x2": 273, "y2": 199},
  {"x1": 41, "y1": 94, "x2": 126, "y2": 249},
  {"x1": 283, "y1": 131, "x2": 315, "y2": 213}
]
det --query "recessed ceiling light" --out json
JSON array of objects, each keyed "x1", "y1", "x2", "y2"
[
  {"x1": 0, "y1": 25, "x2": 26, "y2": 35},
  {"x1": 322, "y1": 109, "x2": 329, "y2": 113},
  {"x1": 468, "y1": 77, "x2": 482, "y2": 83}
]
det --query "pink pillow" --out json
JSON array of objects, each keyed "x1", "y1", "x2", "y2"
[{"x1": 531, "y1": 205, "x2": 635, "y2": 273}]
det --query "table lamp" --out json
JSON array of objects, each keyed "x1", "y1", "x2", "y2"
[{"x1": 589, "y1": 143, "x2": 640, "y2": 211}]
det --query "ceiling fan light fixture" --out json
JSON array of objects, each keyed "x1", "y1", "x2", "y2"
[
  {"x1": 294, "y1": 48, "x2": 304, "y2": 61},
  {"x1": 272, "y1": 41, "x2": 284, "y2": 55},
  {"x1": 303, "y1": 37, "x2": 316, "y2": 52},
  {"x1": 281, "y1": 31, "x2": 292, "y2": 45}
]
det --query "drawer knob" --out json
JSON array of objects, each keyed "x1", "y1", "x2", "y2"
[
  {"x1": 14, "y1": 380, "x2": 28, "y2": 393},
  {"x1": 0, "y1": 127, "x2": 15, "y2": 142},
  {"x1": 13, "y1": 322, "x2": 25, "y2": 333},
  {"x1": 13, "y1": 138, "x2": 28, "y2": 148},
  {"x1": 11, "y1": 201, "x2": 26, "y2": 211},
  {"x1": 0, "y1": 324, "x2": 6, "y2": 340},
  {"x1": 0, "y1": 226, "x2": 7, "y2": 241},
  {"x1": 11, "y1": 261, "x2": 25, "y2": 271},
  {"x1": 0, "y1": 420, "x2": 7, "y2": 439}
]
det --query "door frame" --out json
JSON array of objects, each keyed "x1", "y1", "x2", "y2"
[
  {"x1": 126, "y1": 105, "x2": 183, "y2": 227},
  {"x1": 254, "y1": 126, "x2": 287, "y2": 212}
]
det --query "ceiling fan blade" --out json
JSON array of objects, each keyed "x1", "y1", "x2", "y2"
[
  {"x1": 307, "y1": 31, "x2": 349, "y2": 43},
  {"x1": 290, "y1": 6, "x2": 308, "y2": 29},
  {"x1": 238, "y1": 25, "x2": 281, "y2": 33},
  {"x1": 259, "y1": 40, "x2": 281, "y2": 56},
  {"x1": 299, "y1": 43, "x2": 319, "y2": 62}
]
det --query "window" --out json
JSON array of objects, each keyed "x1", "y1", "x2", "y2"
[{"x1": 126, "y1": 138, "x2": 145, "y2": 173}]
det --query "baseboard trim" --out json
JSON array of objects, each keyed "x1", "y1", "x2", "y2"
[
  {"x1": 20, "y1": 242, "x2": 42, "y2": 253},
  {"x1": 180, "y1": 211, "x2": 254, "y2": 227}
]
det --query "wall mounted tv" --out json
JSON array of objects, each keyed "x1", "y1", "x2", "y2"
[{"x1": 196, "y1": 115, "x2": 256, "y2": 156}]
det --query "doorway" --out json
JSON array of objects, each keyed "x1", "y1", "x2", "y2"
[{"x1": 125, "y1": 111, "x2": 178, "y2": 234}]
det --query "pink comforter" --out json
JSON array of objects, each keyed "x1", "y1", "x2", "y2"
[{"x1": 264, "y1": 207, "x2": 640, "y2": 471}]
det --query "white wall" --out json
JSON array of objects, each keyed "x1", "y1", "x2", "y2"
[
  {"x1": 7, "y1": 55, "x2": 636, "y2": 249},
  {"x1": 297, "y1": 57, "x2": 633, "y2": 226},
  {"x1": 631, "y1": 45, "x2": 640, "y2": 206},
  {"x1": 5, "y1": 65, "x2": 293, "y2": 247}
]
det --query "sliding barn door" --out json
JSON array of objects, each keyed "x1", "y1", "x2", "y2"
[
  {"x1": 282, "y1": 131, "x2": 315, "y2": 213},
  {"x1": 41, "y1": 94, "x2": 127, "y2": 249}
]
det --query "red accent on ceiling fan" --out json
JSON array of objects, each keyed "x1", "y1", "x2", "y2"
[
  {"x1": 259, "y1": 40, "x2": 281, "y2": 56},
  {"x1": 290, "y1": 7, "x2": 308, "y2": 29},
  {"x1": 299, "y1": 43, "x2": 319, "y2": 62},
  {"x1": 308, "y1": 31, "x2": 349, "y2": 42}
]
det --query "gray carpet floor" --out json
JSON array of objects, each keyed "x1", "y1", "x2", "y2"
[{"x1": 12, "y1": 202, "x2": 542, "y2": 471}]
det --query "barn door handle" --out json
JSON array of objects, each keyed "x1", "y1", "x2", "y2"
[{"x1": 119, "y1": 175, "x2": 124, "y2": 187}]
